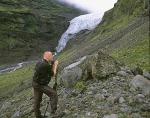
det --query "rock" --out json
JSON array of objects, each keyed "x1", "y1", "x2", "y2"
[
  {"x1": 85, "y1": 112, "x2": 98, "y2": 117},
  {"x1": 107, "y1": 96, "x2": 116, "y2": 104},
  {"x1": 102, "y1": 89, "x2": 109, "y2": 98},
  {"x1": 60, "y1": 66, "x2": 82, "y2": 88},
  {"x1": 64, "y1": 56, "x2": 87, "y2": 71},
  {"x1": 64, "y1": 109, "x2": 71, "y2": 114},
  {"x1": 11, "y1": 111, "x2": 21, "y2": 118},
  {"x1": 103, "y1": 114, "x2": 118, "y2": 118},
  {"x1": 119, "y1": 97, "x2": 125, "y2": 103},
  {"x1": 87, "y1": 91, "x2": 93, "y2": 95},
  {"x1": 71, "y1": 90, "x2": 79, "y2": 97},
  {"x1": 131, "y1": 113, "x2": 142, "y2": 118},
  {"x1": 120, "y1": 104, "x2": 132, "y2": 113},
  {"x1": 117, "y1": 71, "x2": 129, "y2": 77},
  {"x1": 95, "y1": 94, "x2": 105, "y2": 101},
  {"x1": 128, "y1": 96, "x2": 135, "y2": 105},
  {"x1": 94, "y1": 51, "x2": 120, "y2": 79},
  {"x1": 131, "y1": 66, "x2": 143, "y2": 75},
  {"x1": 134, "y1": 94, "x2": 145, "y2": 103},
  {"x1": 121, "y1": 66, "x2": 132, "y2": 74},
  {"x1": 22, "y1": 107, "x2": 33, "y2": 116},
  {"x1": 0, "y1": 102, "x2": 11, "y2": 112},
  {"x1": 130, "y1": 75, "x2": 150, "y2": 95},
  {"x1": 107, "y1": 93, "x2": 121, "y2": 104},
  {"x1": 60, "y1": 50, "x2": 120, "y2": 88},
  {"x1": 140, "y1": 104, "x2": 150, "y2": 112},
  {"x1": 137, "y1": 94, "x2": 145, "y2": 98},
  {"x1": 86, "y1": 112, "x2": 91, "y2": 116},
  {"x1": 143, "y1": 71, "x2": 150, "y2": 80}
]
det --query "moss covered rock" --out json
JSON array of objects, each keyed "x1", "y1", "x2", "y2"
[{"x1": 60, "y1": 50, "x2": 120, "y2": 88}]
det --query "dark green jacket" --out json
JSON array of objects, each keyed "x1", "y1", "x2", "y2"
[{"x1": 33, "y1": 59, "x2": 54, "y2": 85}]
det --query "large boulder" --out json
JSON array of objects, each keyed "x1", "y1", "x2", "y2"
[
  {"x1": 11, "y1": 111, "x2": 21, "y2": 118},
  {"x1": 60, "y1": 66, "x2": 82, "y2": 88},
  {"x1": 131, "y1": 66, "x2": 143, "y2": 75},
  {"x1": 143, "y1": 71, "x2": 150, "y2": 80},
  {"x1": 60, "y1": 50, "x2": 120, "y2": 88},
  {"x1": 93, "y1": 51, "x2": 120, "y2": 79},
  {"x1": 130, "y1": 75, "x2": 150, "y2": 95}
]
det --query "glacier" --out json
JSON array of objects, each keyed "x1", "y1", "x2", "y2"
[{"x1": 56, "y1": 13, "x2": 102, "y2": 53}]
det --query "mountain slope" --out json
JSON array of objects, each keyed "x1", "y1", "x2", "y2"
[
  {"x1": 0, "y1": 0, "x2": 83, "y2": 65},
  {"x1": 58, "y1": 0, "x2": 149, "y2": 71}
]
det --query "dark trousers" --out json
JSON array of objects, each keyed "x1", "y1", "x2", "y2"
[{"x1": 32, "y1": 81, "x2": 58, "y2": 118}]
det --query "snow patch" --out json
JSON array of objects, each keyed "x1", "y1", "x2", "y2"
[
  {"x1": 56, "y1": 13, "x2": 102, "y2": 52},
  {"x1": 65, "y1": 56, "x2": 87, "y2": 70}
]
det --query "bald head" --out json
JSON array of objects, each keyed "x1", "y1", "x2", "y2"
[{"x1": 43, "y1": 51, "x2": 53, "y2": 62}]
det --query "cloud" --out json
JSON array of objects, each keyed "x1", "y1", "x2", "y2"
[{"x1": 58, "y1": 0, "x2": 117, "y2": 14}]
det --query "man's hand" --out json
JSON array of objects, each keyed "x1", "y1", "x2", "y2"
[
  {"x1": 53, "y1": 60, "x2": 59, "y2": 77},
  {"x1": 54, "y1": 60, "x2": 59, "y2": 66}
]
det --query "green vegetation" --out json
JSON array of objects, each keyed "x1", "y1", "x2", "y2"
[
  {"x1": 0, "y1": 6, "x2": 30, "y2": 14},
  {"x1": 12, "y1": 87, "x2": 32, "y2": 102},
  {"x1": 113, "y1": 0, "x2": 145, "y2": 16},
  {"x1": 112, "y1": 38, "x2": 149, "y2": 71},
  {"x1": 0, "y1": 65, "x2": 34, "y2": 97},
  {"x1": 74, "y1": 81, "x2": 87, "y2": 92}
]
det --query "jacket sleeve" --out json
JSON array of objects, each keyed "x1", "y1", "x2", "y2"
[
  {"x1": 51, "y1": 61, "x2": 55, "y2": 77},
  {"x1": 33, "y1": 63, "x2": 40, "y2": 80}
]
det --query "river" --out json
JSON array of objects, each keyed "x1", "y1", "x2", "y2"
[{"x1": 0, "y1": 61, "x2": 36, "y2": 74}]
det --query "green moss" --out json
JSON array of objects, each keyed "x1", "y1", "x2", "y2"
[
  {"x1": 0, "y1": 6, "x2": 30, "y2": 14},
  {"x1": 4, "y1": 38, "x2": 21, "y2": 49},
  {"x1": 99, "y1": 15, "x2": 131, "y2": 36},
  {"x1": 0, "y1": 64, "x2": 34, "y2": 97},
  {"x1": 113, "y1": 0, "x2": 146, "y2": 17},
  {"x1": 24, "y1": 16, "x2": 38, "y2": 33},
  {"x1": 112, "y1": 38, "x2": 149, "y2": 71},
  {"x1": 58, "y1": 49, "x2": 75, "y2": 62},
  {"x1": 74, "y1": 81, "x2": 87, "y2": 92},
  {"x1": 12, "y1": 87, "x2": 32, "y2": 101},
  {"x1": 118, "y1": 113, "x2": 132, "y2": 118}
]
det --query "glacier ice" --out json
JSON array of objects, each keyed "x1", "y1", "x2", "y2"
[{"x1": 56, "y1": 13, "x2": 102, "y2": 53}]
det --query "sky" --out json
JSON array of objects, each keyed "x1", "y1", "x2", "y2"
[{"x1": 58, "y1": 0, "x2": 118, "y2": 15}]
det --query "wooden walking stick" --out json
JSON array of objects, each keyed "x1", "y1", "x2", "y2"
[{"x1": 44, "y1": 101, "x2": 50, "y2": 117}]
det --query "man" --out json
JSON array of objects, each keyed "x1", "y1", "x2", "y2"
[{"x1": 32, "y1": 51, "x2": 59, "y2": 118}]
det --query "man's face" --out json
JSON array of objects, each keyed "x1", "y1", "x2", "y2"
[
  {"x1": 43, "y1": 51, "x2": 54, "y2": 62},
  {"x1": 49, "y1": 55, "x2": 54, "y2": 62},
  {"x1": 47, "y1": 53, "x2": 54, "y2": 62}
]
